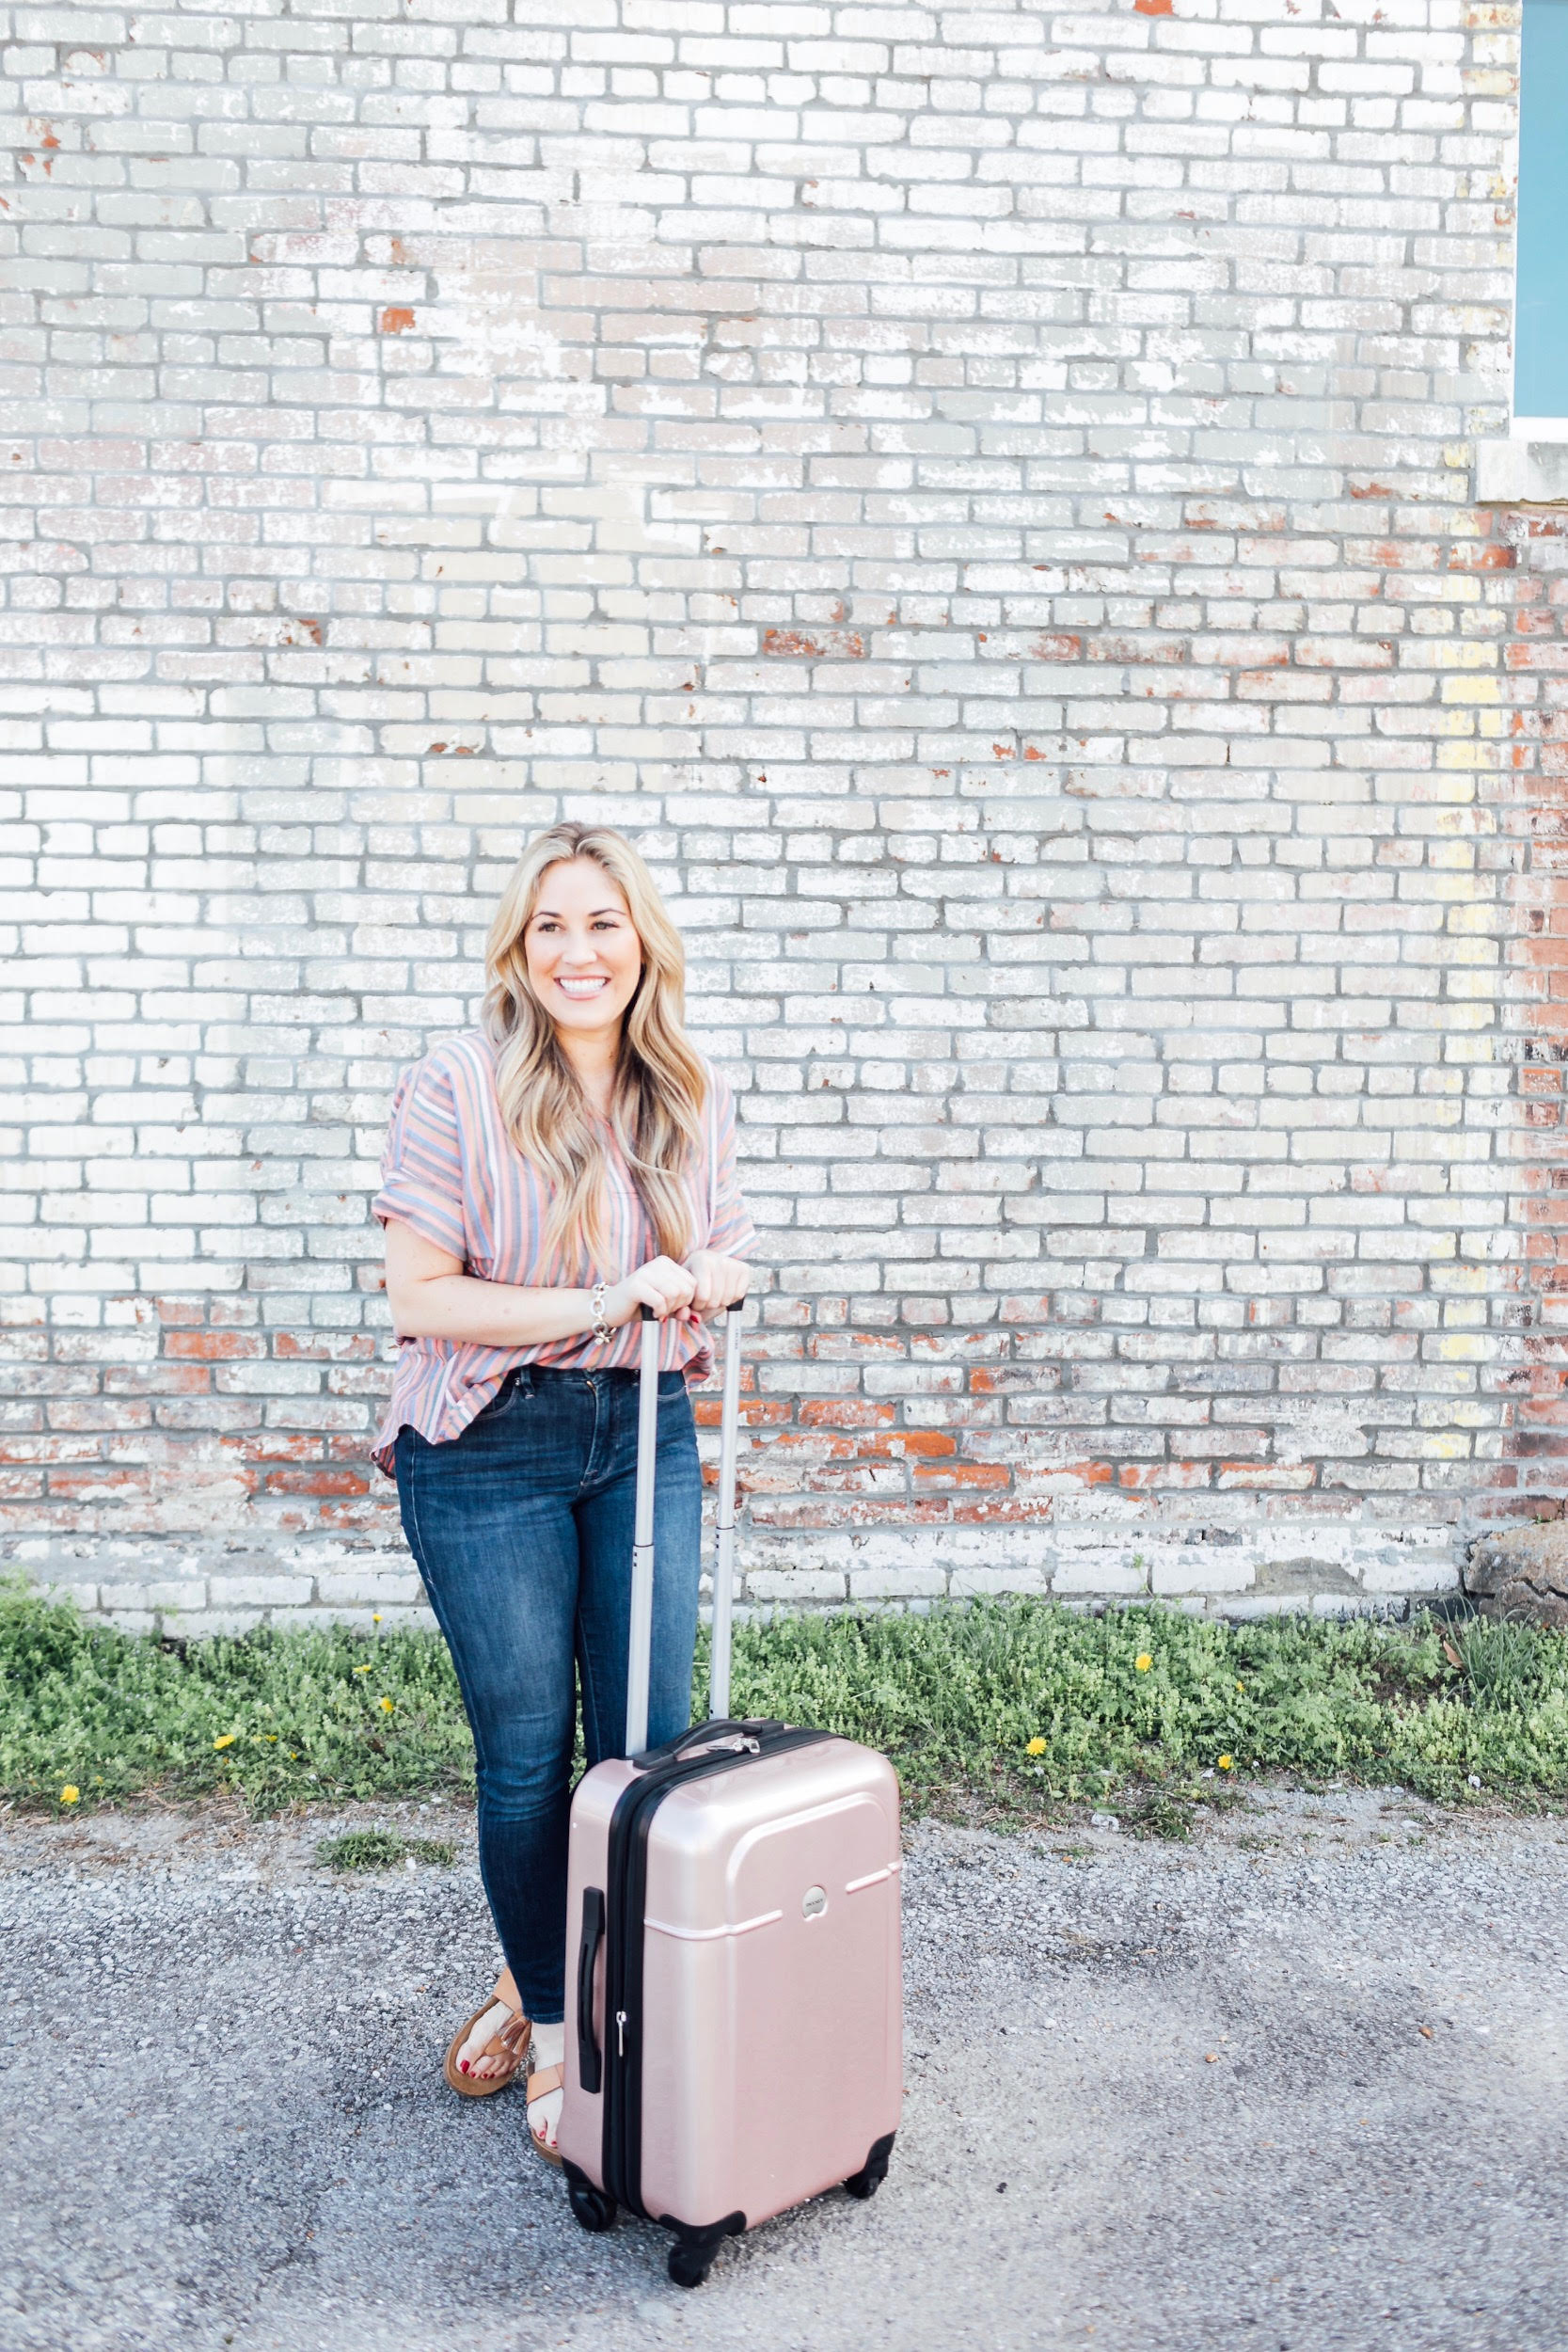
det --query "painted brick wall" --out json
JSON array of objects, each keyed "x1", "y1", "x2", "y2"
[{"x1": 3, "y1": 0, "x2": 1556, "y2": 1631}]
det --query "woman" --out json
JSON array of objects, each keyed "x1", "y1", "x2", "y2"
[{"x1": 371, "y1": 822, "x2": 752, "y2": 2165}]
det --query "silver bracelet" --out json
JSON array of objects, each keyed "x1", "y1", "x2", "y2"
[{"x1": 589, "y1": 1280, "x2": 613, "y2": 1346}]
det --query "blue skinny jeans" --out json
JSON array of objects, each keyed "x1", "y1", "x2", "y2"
[{"x1": 394, "y1": 1364, "x2": 702, "y2": 2022}]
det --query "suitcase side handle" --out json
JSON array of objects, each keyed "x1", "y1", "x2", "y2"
[
  {"x1": 576, "y1": 1884, "x2": 606, "y2": 2094},
  {"x1": 708, "y1": 1295, "x2": 745, "y2": 1722}
]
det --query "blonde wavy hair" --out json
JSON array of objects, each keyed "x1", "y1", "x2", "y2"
[{"x1": 483, "y1": 823, "x2": 706, "y2": 1275}]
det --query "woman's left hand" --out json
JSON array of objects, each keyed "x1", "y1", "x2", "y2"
[{"x1": 684, "y1": 1250, "x2": 751, "y2": 1318}]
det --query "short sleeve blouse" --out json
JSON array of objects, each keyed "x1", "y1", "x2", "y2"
[{"x1": 370, "y1": 1031, "x2": 754, "y2": 1472}]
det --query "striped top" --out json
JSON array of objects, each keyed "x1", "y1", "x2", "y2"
[{"x1": 370, "y1": 1030, "x2": 754, "y2": 1472}]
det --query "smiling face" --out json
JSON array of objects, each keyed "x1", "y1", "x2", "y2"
[{"x1": 522, "y1": 856, "x2": 644, "y2": 1045}]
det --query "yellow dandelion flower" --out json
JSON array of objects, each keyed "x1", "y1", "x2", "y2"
[
  {"x1": 60, "y1": 1785, "x2": 80, "y2": 1805},
  {"x1": 379, "y1": 1696, "x2": 394, "y2": 1714},
  {"x1": 354, "y1": 1663, "x2": 372, "y2": 1675},
  {"x1": 1218, "y1": 1754, "x2": 1234, "y2": 1772},
  {"x1": 1134, "y1": 1653, "x2": 1152, "y2": 1673},
  {"x1": 372, "y1": 1613, "x2": 383, "y2": 1624},
  {"x1": 266, "y1": 1733, "x2": 278, "y2": 1742},
  {"x1": 1024, "y1": 1736, "x2": 1047, "y2": 1756},
  {"x1": 1236, "y1": 1679, "x2": 1245, "y2": 1693},
  {"x1": 214, "y1": 1734, "x2": 237, "y2": 1751}
]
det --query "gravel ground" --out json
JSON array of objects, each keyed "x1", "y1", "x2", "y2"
[{"x1": 3, "y1": 1786, "x2": 1565, "y2": 2352}]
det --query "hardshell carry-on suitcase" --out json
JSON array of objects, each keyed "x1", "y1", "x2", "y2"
[{"x1": 557, "y1": 1302, "x2": 903, "y2": 2288}]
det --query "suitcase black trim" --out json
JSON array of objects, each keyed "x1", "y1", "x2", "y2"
[{"x1": 601, "y1": 1721, "x2": 833, "y2": 2221}]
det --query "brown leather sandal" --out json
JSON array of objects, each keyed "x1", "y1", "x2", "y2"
[
  {"x1": 443, "y1": 1997, "x2": 531, "y2": 2099},
  {"x1": 528, "y1": 2059, "x2": 565, "y2": 2166}
]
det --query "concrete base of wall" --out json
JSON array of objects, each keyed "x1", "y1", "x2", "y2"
[{"x1": 7, "y1": 1520, "x2": 1463, "y2": 1635}]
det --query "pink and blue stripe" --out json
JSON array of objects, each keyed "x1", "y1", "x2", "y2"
[{"x1": 371, "y1": 1030, "x2": 753, "y2": 1473}]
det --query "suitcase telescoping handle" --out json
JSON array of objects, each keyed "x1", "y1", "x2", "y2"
[
  {"x1": 624, "y1": 1304, "x2": 661, "y2": 1755},
  {"x1": 709, "y1": 1294, "x2": 744, "y2": 1722},
  {"x1": 623, "y1": 1295, "x2": 746, "y2": 1754}
]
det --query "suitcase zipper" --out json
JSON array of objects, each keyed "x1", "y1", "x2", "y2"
[
  {"x1": 600, "y1": 1723, "x2": 832, "y2": 2220},
  {"x1": 678, "y1": 1733, "x2": 760, "y2": 1759}
]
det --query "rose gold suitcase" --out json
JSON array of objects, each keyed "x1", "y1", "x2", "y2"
[{"x1": 556, "y1": 1304, "x2": 903, "y2": 2288}]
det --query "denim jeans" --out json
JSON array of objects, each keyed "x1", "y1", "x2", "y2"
[{"x1": 394, "y1": 1364, "x2": 702, "y2": 2022}]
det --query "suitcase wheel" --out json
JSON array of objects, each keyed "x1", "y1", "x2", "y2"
[
  {"x1": 566, "y1": 2177, "x2": 618, "y2": 2234},
  {"x1": 664, "y1": 2212, "x2": 743, "y2": 2287},
  {"x1": 667, "y1": 2241, "x2": 712, "y2": 2290},
  {"x1": 844, "y1": 2131, "x2": 896, "y2": 2202}
]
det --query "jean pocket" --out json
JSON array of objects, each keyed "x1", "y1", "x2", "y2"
[{"x1": 477, "y1": 1366, "x2": 535, "y2": 1420}]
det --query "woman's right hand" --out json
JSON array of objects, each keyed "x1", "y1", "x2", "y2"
[{"x1": 605, "y1": 1255, "x2": 697, "y2": 1327}]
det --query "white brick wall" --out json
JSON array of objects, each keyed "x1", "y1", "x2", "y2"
[{"x1": 4, "y1": 0, "x2": 1559, "y2": 1631}]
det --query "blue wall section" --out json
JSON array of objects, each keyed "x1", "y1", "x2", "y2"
[{"x1": 1517, "y1": 0, "x2": 1568, "y2": 418}]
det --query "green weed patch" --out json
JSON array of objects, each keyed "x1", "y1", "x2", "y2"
[
  {"x1": 5, "y1": 1579, "x2": 1568, "y2": 1820},
  {"x1": 724, "y1": 1600, "x2": 1568, "y2": 1810},
  {"x1": 0, "y1": 1582, "x2": 473, "y2": 1816},
  {"x1": 315, "y1": 1830, "x2": 456, "y2": 1872}
]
